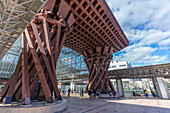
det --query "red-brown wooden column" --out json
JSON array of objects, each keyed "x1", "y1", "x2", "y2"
[
  {"x1": 83, "y1": 46, "x2": 115, "y2": 93},
  {"x1": 21, "y1": 33, "x2": 31, "y2": 105}
]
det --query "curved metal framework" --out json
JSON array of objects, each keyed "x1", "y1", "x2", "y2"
[{"x1": 0, "y1": 0, "x2": 46, "y2": 60}]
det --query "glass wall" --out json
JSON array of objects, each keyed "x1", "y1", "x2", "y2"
[
  {"x1": 56, "y1": 46, "x2": 88, "y2": 77},
  {"x1": 112, "y1": 79, "x2": 155, "y2": 96},
  {"x1": 0, "y1": 61, "x2": 16, "y2": 78}
]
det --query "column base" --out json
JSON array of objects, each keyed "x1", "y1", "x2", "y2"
[
  {"x1": 4, "y1": 97, "x2": 12, "y2": 104},
  {"x1": 46, "y1": 97, "x2": 54, "y2": 103},
  {"x1": 22, "y1": 97, "x2": 31, "y2": 105},
  {"x1": 116, "y1": 79, "x2": 124, "y2": 97}
]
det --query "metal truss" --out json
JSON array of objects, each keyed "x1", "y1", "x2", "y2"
[
  {"x1": 0, "y1": 0, "x2": 46, "y2": 60},
  {"x1": 57, "y1": 73, "x2": 88, "y2": 81},
  {"x1": 109, "y1": 63, "x2": 170, "y2": 79}
]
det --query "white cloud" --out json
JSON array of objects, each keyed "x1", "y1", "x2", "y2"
[
  {"x1": 107, "y1": 0, "x2": 170, "y2": 31},
  {"x1": 158, "y1": 38, "x2": 170, "y2": 46},
  {"x1": 106, "y1": 0, "x2": 170, "y2": 65},
  {"x1": 114, "y1": 46, "x2": 167, "y2": 64},
  {"x1": 125, "y1": 29, "x2": 170, "y2": 46}
]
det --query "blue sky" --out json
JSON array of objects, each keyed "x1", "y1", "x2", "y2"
[{"x1": 106, "y1": 0, "x2": 170, "y2": 67}]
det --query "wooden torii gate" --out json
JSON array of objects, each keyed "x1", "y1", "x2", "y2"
[{"x1": 0, "y1": 0, "x2": 129, "y2": 104}]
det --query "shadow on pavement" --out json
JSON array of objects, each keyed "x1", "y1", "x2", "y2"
[{"x1": 63, "y1": 95, "x2": 170, "y2": 113}]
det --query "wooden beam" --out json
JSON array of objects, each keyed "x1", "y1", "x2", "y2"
[
  {"x1": 21, "y1": 33, "x2": 31, "y2": 105},
  {"x1": 43, "y1": 19, "x2": 61, "y2": 99},
  {"x1": 25, "y1": 28, "x2": 53, "y2": 103}
]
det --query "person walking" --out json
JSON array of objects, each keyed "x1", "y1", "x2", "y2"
[
  {"x1": 79, "y1": 88, "x2": 82, "y2": 96},
  {"x1": 92, "y1": 88, "x2": 96, "y2": 98},
  {"x1": 63, "y1": 89, "x2": 66, "y2": 98},
  {"x1": 88, "y1": 89, "x2": 92, "y2": 98},
  {"x1": 144, "y1": 89, "x2": 146, "y2": 95},
  {"x1": 132, "y1": 91, "x2": 136, "y2": 96},
  {"x1": 145, "y1": 89, "x2": 148, "y2": 97},
  {"x1": 151, "y1": 89, "x2": 156, "y2": 97},
  {"x1": 68, "y1": 88, "x2": 71, "y2": 97},
  {"x1": 96, "y1": 89, "x2": 100, "y2": 99},
  {"x1": 109, "y1": 91, "x2": 113, "y2": 99},
  {"x1": 113, "y1": 91, "x2": 117, "y2": 99},
  {"x1": 81, "y1": 88, "x2": 84, "y2": 96},
  {"x1": 74, "y1": 89, "x2": 76, "y2": 94}
]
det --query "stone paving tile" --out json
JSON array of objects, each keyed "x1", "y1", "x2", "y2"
[{"x1": 63, "y1": 94, "x2": 170, "y2": 113}]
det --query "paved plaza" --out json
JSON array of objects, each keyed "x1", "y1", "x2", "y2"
[{"x1": 63, "y1": 94, "x2": 170, "y2": 113}]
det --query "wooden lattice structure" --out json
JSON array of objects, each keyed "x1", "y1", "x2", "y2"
[
  {"x1": 0, "y1": 0, "x2": 129, "y2": 104},
  {"x1": 83, "y1": 46, "x2": 115, "y2": 92}
]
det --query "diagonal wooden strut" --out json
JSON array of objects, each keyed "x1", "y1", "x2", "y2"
[{"x1": 25, "y1": 28, "x2": 53, "y2": 102}]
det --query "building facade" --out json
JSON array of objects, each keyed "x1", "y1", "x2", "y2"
[{"x1": 109, "y1": 60, "x2": 132, "y2": 70}]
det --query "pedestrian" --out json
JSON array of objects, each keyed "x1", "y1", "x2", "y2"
[
  {"x1": 79, "y1": 88, "x2": 82, "y2": 96},
  {"x1": 96, "y1": 89, "x2": 100, "y2": 99},
  {"x1": 153, "y1": 91, "x2": 156, "y2": 97},
  {"x1": 88, "y1": 89, "x2": 92, "y2": 98},
  {"x1": 113, "y1": 91, "x2": 117, "y2": 99},
  {"x1": 145, "y1": 90, "x2": 148, "y2": 97},
  {"x1": 63, "y1": 89, "x2": 66, "y2": 98},
  {"x1": 68, "y1": 88, "x2": 71, "y2": 97},
  {"x1": 132, "y1": 91, "x2": 136, "y2": 96},
  {"x1": 109, "y1": 91, "x2": 113, "y2": 99},
  {"x1": 81, "y1": 88, "x2": 84, "y2": 96},
  {"x1": 151, "y1": 89, "x2": 155, "y2": 97},
  {"x1": 92, "y1": 88, "x2": 96, "y2": 98},
  {"x1": 144, "y1": 89, "x2": 146, "y2": 95},
  {"x1": 71, "y1": 89, "x2": 73, "y2": 94}
]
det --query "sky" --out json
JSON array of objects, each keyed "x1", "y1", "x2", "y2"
[{"x1": 106, "y1": 0, "x2": 170, "y2": 67}]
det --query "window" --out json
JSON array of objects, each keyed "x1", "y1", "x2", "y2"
[
  {"x1": 119, "y1": 65, "x2": 126, "y2": 67},
  {"x1": 112, "y1": 65, "x2": 116, "y2": 68},
  {"x1": 124, "y1": 81, "x2": 129, "y2": 84}
]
